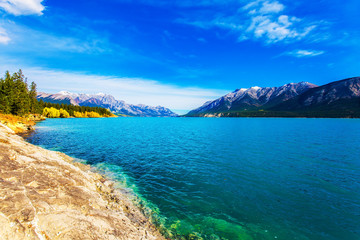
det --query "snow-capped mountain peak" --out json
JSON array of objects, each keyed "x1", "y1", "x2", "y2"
[
  {"x1": 187, "y1": 81, "x2": 318, "y2": 115},
  {"x1": 58, "y1": 91, "x2": 74, "y2": 95},
  {"x1": 250, "y1": 86, "x2": 261, "y2": 90},
  {"x1": 38, "y1": 91, "x2": 178, "y2": 117}
]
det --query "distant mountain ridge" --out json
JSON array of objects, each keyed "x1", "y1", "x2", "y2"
[
  {"x1": 187, "y1": 82, "x2": 317, "y2": 115},
  {"x1": 187, "y1": 77, "x2": 360, "y2": 118},
  {"x1": 272, "y1": 77, "x2": 360, "y2": 111},
  {"x1": 37, "y1": 91, "x2": 178, "y2": 117}
]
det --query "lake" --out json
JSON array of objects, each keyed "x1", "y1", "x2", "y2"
[{"x1": 25, "y1": 117, "x2": 360, "y2": 240}]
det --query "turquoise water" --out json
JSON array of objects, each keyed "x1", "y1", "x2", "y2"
[{"x1": 26, "y1": 118, "x2": 360, "y2": 240}]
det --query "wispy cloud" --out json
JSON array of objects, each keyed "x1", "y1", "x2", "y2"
[
  {"x1": 284, "y1": 49, "x2": 325, "y2": 58},
  {"x1": 0, "y1": 63, "x2": 230, "y2": 112},
  {"x1": 0, "y1": 27, "x2": 10, "y2": 44},
  {"x1": 259, "y1": 0, "x2": 284, "y2": 13},
  {"x1": 0, "y1": 0, "x2": 45, "y2": 16},
  {"x1": 244, "y1": 14, "x2": 316, "y2": 44},
  {"x1": 244, "y1": 0, "x2": 284, "y2": 14},
  {"x1": 0, "y1": 21, "x2": 114, "y2": 54},
  {"x1": 0, "y1": 20, "x2": 212, "y2": 82},
  {"x1": 178, "y1": 0, "x2": 317, "y2": 44}
]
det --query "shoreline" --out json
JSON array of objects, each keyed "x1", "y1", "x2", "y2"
[{"x1": 0, "y1": 122, "x2": 165, "y2": 239}]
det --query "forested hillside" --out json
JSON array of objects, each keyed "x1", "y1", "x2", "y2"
[{"x1": 0, "y1": 70, "x2": 114, "y2": 118}]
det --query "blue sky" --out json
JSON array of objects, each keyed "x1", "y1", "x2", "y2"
[{"x1": 0, "y1": 0, "x2": 359, "y2": 113}]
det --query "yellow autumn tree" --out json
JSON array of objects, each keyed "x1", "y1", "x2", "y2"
[
  {"x1": 59, "y1": 108, "x2": 70, "y2": 118},
  {"x1": 42, "y1": 107, "x2": 60, "y2": 118},
  {"x1": 86, "y1": 111, "x2": 101, "y2": 118},
  {"x1": 73, "y1": 111, "x2": 86, "y2": 118}
]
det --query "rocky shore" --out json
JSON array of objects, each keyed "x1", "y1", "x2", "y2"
[{"x1": 0, "y1": 123, "x2": 165, "y2": 240}]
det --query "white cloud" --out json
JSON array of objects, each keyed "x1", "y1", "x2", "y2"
[
  {"x1": 244, "y1": 0, "x2": 284, "y2": 14},
  {"x1": 259, "y1": 1, "x2": 285, "y2": 13},
  {"x1": 0, "y1": 27, "x2": 10, "y2": 44},
  {"x1": 240, "y1": 0, "x2": 316, "y2": 44},
  {"x1": 0, "y1": 0, "x2": 45, "y2": 16},
  {"x1": 284, "y1": 49, "x2": 325, "y2": 58},
  {"x1": 179, "y1": 0, "x2": 316, "y2": 44},
  {"x1": 244, "y1": 14, "x2": 316, "y2": 44},
  {"x1": 0, "y1": 64, "x2": 230, "y2": 113}
]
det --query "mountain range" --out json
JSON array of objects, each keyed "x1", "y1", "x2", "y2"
[
  {"x1": 186, "y1": 77, "x2": 360, "y2": 118},
  {"x1": 37, "y1": 91, "x2": 178, "y2": 117}
]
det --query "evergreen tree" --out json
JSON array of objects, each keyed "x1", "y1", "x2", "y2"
[
  {"x1": 29, "y1": 81, "x2": 39, "y2": 113},
  {"x1": 0, "y1": 75, "x2": 9, "y2": 113},
  {"x1": 14, "y1": 70, "x2": 30, "y2": 115},
  {"x1": 0, "y1": 71, "x2": 13, "y2": 114}
]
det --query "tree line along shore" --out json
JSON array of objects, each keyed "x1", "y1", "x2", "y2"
[{"x1": 0, "y1": 70, "x2": 116, "y2": 132}]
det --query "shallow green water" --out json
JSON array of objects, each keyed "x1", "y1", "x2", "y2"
[{"x1": 26, "y1": 118, "x2": 360, "y2": 240}]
